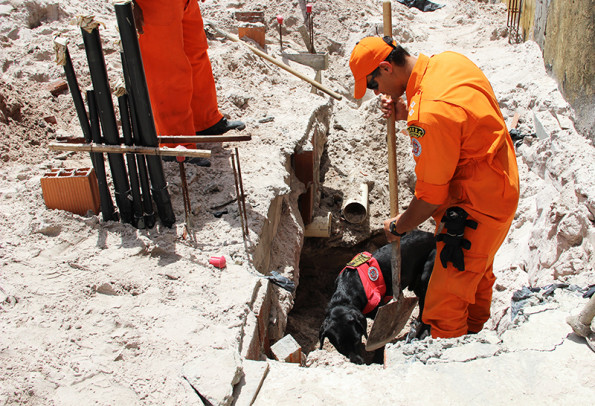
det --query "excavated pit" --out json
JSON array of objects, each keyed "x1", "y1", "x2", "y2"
[{"x1": 285, "y1": 232, "x2": 390, "y2": 361}]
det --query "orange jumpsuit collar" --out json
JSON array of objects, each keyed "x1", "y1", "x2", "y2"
[{"x1": 406, "y1": 53, "x2": 430, "y2": 103}]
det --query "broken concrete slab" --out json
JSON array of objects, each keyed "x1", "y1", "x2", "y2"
[
  {"x1": 254, "y1": 315, "x2": 595, "y2": 405},
  {"x1": 182, "y1": 348, "x2": 243, "y2": 406},
  {"x1": 435, "y1": 342, "x2": 500, "y2": 363},
  {"x1": 533, "y1": 109, "x2": 561, "y2": 140},
  {"x1": 233, "y1": 360, "x2": 270, "y2": 406},
  {"x1": 0, "y1": 5, "x2": 13, "y2": 16}
]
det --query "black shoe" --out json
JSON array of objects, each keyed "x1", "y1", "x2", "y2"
[
  {"x1": 196, "y1": 117, "x2": 245, "y2": 135},
  {"x1": 161, "y1": 155, "x2": 211, "y2": 167}
]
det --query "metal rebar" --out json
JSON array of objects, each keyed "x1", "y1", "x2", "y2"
[
  {"x1": 230, "y1": 152, "x2": 247, "y2": 241},
  {"x1": 178, "y1": 161, "x2": 192, "y2": 232},
  {"x1": 234, "y1": 148, "x2": 249, "y2": 238},
  {"x1": 115, "y1": 1, "x2": 175, "y2": 227}
]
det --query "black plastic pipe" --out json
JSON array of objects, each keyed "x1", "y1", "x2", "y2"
[
  {"x1": 59, "y1": 42, "x2": 115, "y2": 222},
  {"x1": 61, "y1": 45, "x2": 92, "y2": 143},
  {"x1": 114, "y1": 1, "x2": 175, "y2": 228},
  {"x1": 120, "y1": 51, "x2": 156, "y2": 229},
  {"x1": 118, "y1": 93, "x2": 145, "y2": 229},
  {"x1": 80, "y1": 24, "x2": 134, "y2": 225},
  {"x1": 87, "y1": 89, "x2": 117, "y2": 222}
]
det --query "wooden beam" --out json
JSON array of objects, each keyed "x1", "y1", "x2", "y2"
[{"x1": 49, "y1": 142, "x2": 211, "y2": 158}]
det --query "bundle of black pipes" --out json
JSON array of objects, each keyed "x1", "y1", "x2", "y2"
[
  {"x1": 114, "y1": 1, "x2": 175, "y2": 228},
  {"x1": 116, "y1": 88, "x2": 146, "y2": 229},
  {"x1": 53, "y1": 37, "x2": 117, "y2": 222},
  {"x1": 119, "y1": 51, "x2": 156, "y2": 229},
  {"x1": 79, "y1": 19, "x2": 134, "y2": 225},
  {"x1": 87, "y1": 89, "x2": 119, "y2": 222}
]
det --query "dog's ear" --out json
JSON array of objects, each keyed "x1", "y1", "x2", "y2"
[
  {"x1": 354, "y1": 311, "x2": 368, "y2": 339},
  {"x1": 319, "y1": 319, "x2": 330, "y2": 349}
]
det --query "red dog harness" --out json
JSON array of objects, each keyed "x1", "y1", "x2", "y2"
[{"x1": 340, "y1": 252, "x2": 392, "y2": 314}]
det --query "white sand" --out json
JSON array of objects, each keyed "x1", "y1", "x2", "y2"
[{"x1": 0, "y1": 0, "x2": 593, "y2": 404}]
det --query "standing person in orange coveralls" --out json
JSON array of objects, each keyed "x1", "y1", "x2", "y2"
[
  {"x1": 349, "y1": 36, "x2": 520, "y2": 339},
  {"x1": 132, "y1": 0, "x2": 244, "y2": 158}
]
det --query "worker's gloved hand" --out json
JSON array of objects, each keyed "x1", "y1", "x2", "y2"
[{"x1": 436, "y1": 207, "x2": 477, "y2": 271}]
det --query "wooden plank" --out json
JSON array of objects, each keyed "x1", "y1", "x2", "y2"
[{"x1": 49, "y1": 142, "x2": 211, "y2": 158}]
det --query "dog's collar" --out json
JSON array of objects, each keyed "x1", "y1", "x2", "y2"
[{"x1": 341, "y1": 252, "x2": 391, "y2": 314}]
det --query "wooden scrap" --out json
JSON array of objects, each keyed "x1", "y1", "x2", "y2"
[{"x1": 46, "y1": 79, "x2": 68, "y2": 96}]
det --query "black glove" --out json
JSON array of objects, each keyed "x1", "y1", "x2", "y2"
[{"x1": 436, "y1": 207, "x2": 477, "y2": 271}]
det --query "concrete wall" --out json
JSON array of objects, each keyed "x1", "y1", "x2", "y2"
[{"x1": 506, "y1": 0, "x2": 595, "y2": 140}]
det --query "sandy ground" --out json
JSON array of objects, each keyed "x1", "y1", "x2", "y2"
[{"x1": 1, "y1": 0, "x2": 594, "y2": 404}]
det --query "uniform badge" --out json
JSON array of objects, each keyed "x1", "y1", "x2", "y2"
[
  {"x1": 411, "y1": 138, "x2": 422, "y2": 157},
  {"x1": 368, "y1": 266, "x2": 379, "y2": 282},
  {"x1": 347, "y1": 252, "x2": 372, "y2": 268},
  {"x1": 407, "y1": 125, "x2": 425, "y2": 138}
]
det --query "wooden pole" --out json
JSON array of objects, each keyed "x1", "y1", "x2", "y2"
[
  {"x1": 49, "y1": 142, "x2": 212, "y2": 158},
  {"x1": 383, "y1": 0, "x2": 402, "y2": 298},
  {"x1": 205, "y1": 21, "x2": 342, "y2": 101}
]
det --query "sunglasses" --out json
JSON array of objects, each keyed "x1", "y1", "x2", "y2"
[{"x1": 366, "y1": 67, "x2": 381, "y2": 91}]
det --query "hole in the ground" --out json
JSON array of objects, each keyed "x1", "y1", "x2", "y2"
[{"x1": 285, "y1": 232, "x2": 389, "y2": 365}]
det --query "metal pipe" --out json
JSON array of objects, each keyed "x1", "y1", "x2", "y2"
[
  {"x1": 114, "y1": 1, "x2": 175, "y2": 227},
  {"x1": 117, "y1": 91, "x2": 145, "y2": 229},
  {"x1": 87, "y1": 89, "x2": 117, "y2": 222},
  {"x1": 79, "y1": 18, "x2": 134, "y2": 225}
]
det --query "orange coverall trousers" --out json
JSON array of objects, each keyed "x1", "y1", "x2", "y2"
[
  {"x1": 404, "y1": 52, "x2": 520, "y2": 338},
  {"x1": 137, "y1": 0, "x2": 223, "y2": 147}
]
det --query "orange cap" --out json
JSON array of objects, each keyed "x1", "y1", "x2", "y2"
[{"x1": 349, "y1": 37, "x2": 395, "y2": 99}]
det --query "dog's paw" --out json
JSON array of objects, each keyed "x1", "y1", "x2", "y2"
[{"x1": 406, "y1": 319, "x2": 431, "y2": 343}]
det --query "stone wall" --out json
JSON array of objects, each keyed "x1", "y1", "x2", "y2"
[{"x1": 506, "y1": 0, "x2": 595, "y2": 141}]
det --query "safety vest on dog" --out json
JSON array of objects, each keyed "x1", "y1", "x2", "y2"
[{"x1": 340, "y1": 252, "x2": 392, "y2": 314}]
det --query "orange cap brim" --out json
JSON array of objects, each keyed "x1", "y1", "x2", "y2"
[{"x1": 354, "y1": 76, "x2": 367, "y2": 99}]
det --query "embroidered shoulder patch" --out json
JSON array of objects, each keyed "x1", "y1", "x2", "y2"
[
  {"x1": 407, "y1": 125, "x2": 425, "y2": 138},
  {"x1": 367, "y1": 266, "x2": 379, "y2": 282},
  {"x1": 347, "y1": 252, "x2": 372, "y2": 268},
  {"x1": 411, "y1": 138, "x2": 422, "y2": 157}
]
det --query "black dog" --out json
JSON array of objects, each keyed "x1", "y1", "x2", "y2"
[{"x1": 319, "y1": 230, "x2": 436, "y2": 364}]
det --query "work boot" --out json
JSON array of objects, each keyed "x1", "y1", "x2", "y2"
[
  {"x1": 161, "y1": 145, "x2": 211, "y2": 167},
  {"x1": 162, "y1": 155, "x2": 211, "y2": 167},
  {"x1": 196, "y1": 117, "x2": 245, "y2": 135}
]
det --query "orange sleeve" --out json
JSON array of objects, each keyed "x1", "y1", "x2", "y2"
[{"x1": 408, "y1": 98, "x2": 469, "y2": 206}]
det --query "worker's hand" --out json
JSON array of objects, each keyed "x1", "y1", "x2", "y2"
[
  {"x1": 394, "y1": 96, "x2": 408, "y2": 121},
  {"x1": 380, "y1": 95, "x2": 408, "y2": 122},
  {"x1": 132, "y1": 1, "x2": 144, "y2": 34},
  {"x1": 383, "y1": 215, "x2": 402, "y2": 242}
]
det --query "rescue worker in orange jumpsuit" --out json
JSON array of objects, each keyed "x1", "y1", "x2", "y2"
[
  {"x1": 132, "y1": 0, "x2": 244, "y2": 154},
  {"x1": 349, "y1": 36, "x2": 520, "y2": 339}
]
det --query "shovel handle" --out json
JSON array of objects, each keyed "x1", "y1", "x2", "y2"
[{"x1": 383, "y1": 1, "x2": 402, "y2": 296}]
